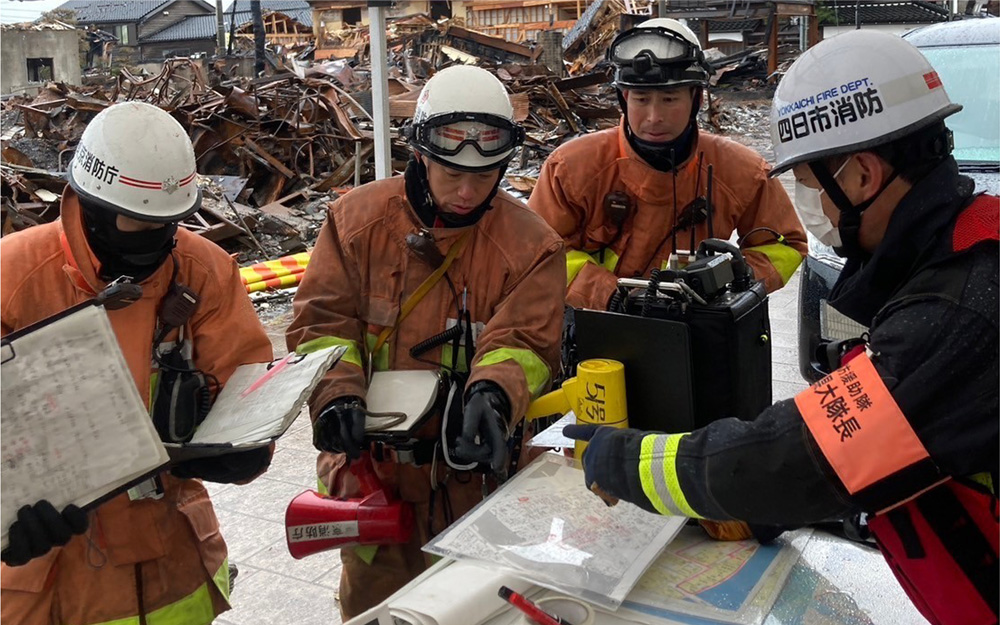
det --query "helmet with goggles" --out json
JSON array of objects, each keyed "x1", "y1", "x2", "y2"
[
  {"x1": 609, "y1": 18, "x2": 712, "y2": 90},
  {"x1": 407, "y1": 66, "x2": 525, "y2": 173}
]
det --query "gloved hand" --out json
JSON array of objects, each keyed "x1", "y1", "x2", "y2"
[
  {"x1": 567, "y1": 425, "x2": 777, "y2": 538},
  {"x1": 1, "y1": 500, "x2": 88, "y2": 567},
  {"x1": 563, "y1": 424, "x2": 654, "y2": 511},
  {"x1": 314, "y1": 397, "x2": 367, "y2": 460},
  {"x1": 699, "y1": 519, "x2": 755, "y2": 541},
  {"x1": 171, "y1": 443, "x2": 274, "y2": 484},
  {"x1": 454, "y1": 381, "x2": 510, "y2": 475}
]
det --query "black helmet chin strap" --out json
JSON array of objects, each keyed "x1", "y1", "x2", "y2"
[
  {"x1": 404, "y1": 154, "x2": 505, "y2": 229},
  {"x1": 810, "y1": 160, "x2": 898, "y2": 260},
  {"x1": 617, "y1": 87, "x2": 698, "y2": 172}
]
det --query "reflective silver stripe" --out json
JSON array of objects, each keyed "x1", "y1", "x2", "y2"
[{"x1": 648, "y1": 435, "x2": 684, "y2": 516}]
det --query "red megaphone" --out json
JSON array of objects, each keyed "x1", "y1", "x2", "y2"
[{"x1": 284, "y1": 453, "x2": 414, "y2": 559}]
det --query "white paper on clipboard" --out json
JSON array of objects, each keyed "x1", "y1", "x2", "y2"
[
  {"x1": 0, "y1": 305, "x2": 169, "y2": 549},
  {"x1": 164, "y1": 345, "x2": 346, "y2": 460}
]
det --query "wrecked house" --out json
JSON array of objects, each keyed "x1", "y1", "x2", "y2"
[
  {"x1": 309, "y1": 1, "x2": 599, "y2": 48},
  {"x1": 821, "y1": 0, "x2": 951, "y2": 38},
  {"x1": 235, "y1": 4, "x2": 314, "y2": 47},
  {"x1": 142, "y1": 0, "x2": 314, "y2": 60},
  {"x1": 2, "y1": 0, "x2": 801, "y2": 268},
  {"x1": 1, "y1": 21, "x2": 82, "y2": 95},
  {"x1": 462, "y1": 0, "x2": 599, "y2": 42},
  {"x1": 57, "y1": 0, "x2": 217, "y2": 63}
]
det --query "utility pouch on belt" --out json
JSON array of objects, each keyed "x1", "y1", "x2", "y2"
[{"x1": 363, "y1": 369, "x2": 445, "y2": 466}]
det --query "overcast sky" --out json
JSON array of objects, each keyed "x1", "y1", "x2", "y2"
[{"x1": 0, "y1": 0, "x2": 238, "y2": 24}]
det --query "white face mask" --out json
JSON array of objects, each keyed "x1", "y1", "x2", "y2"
[{"x1": 793, "y1": 159, "x2": 850, "y2": 249}]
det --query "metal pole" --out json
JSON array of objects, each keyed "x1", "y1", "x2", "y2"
[
  {"x1": 227, "y1": 0, "x2": 237, "y2": 56},
  {"x1": 354, "y1": 141, "x2": 362, "y2": 187},
  {"x1": 658, "y1": 0, "x2": 667, "y2": 18},
  {"x1": 252, "y1": 0, "x2": 265, "y2": 76},
  {"x1": 215, "y1": 0, "x2": 225, "y2": 55},
  {"x1": 368, "y1": 3, "x2": 392, "y2": 180}
]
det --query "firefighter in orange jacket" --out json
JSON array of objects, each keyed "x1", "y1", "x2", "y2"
[
  {"x1": 0, "y1": 102, "x2": 274, "y2": 625},
  {"x1": 285, "y1": 66, "x2": 565, "y2": 618},
  {"x1": 567, "y1": 31, "x2": 998, "y2": 625},
  {"x1": 530, "y1": 18, "x2": 806, "y2": 310}
]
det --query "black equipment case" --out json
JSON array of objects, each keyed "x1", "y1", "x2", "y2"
[{"x1": 575, "y1": 239, "x2": 772, "y2": 433}]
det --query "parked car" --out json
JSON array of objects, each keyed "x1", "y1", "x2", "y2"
[{"x1": 798, "y1": 17, "x2": 1000, "y2": 382}]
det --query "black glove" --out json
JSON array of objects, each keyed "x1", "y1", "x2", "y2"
[
  {"x1": 454, "y1": 381, "x2": 510, "y2": 475},
  {"x1": 1, "y1": 500, "x2": 88, "y2": 567},
  {"x1": 171, "y1": 444, "x2": 273, "y2": 484},
  {"x1": 314, "y1": 397, "x2": 367, "y2": 460},
  {"x1": 563, "y1": 423, "x2": 658, "y2": 513}
]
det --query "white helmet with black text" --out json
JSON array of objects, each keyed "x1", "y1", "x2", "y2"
[
  {"x1": 770, "y1": 29, "x2": 960, "y2": 176},
  {"x1": 770, "y1": 30, "x2": 960, "y2": 255},
  {"x1": 69, "y1": 101, "x2": 201, "y2": 223}
]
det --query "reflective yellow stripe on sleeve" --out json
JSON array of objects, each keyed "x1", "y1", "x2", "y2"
[
  {"x1": 638, "y1": 434, "x2": 703, "y2": 519},
  {"x1": 566, "y1": 248, "x2": 620, "y2": 286},
  {"x1": 746, "y1": 243, "x2": 803, "y2": 285},
  {"x1": 969, "y1": 472, "x2": 994, "y2": 494},
  {"x1": 89, "y1": 579, "x2": 219, "y2": 625},
  {"x1": 212, "y1": 558, "x2": 230, "y2": 603},
  {"x1": 566, "y1": 250, "x2": 594, "y2": 286},
  {"x1": 365, "y1": 332, "x2": 390, "y2": 372},
  {"x1": 296, "y1": 336, "x2": 362, "y2": 368},
  {"x1": 475, "y1": 347, "x2": 551, "y2": 398}
]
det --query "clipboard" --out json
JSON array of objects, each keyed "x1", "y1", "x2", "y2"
[
  {"x1": 363, "y1": 369, "x2": 443, "y2": 442},
  {"x1": 162, "y1": 345, "x2": 347, "y2": 462},
  {"x1": 0, "y1": 304, "x2": 171, "y2": 550}
]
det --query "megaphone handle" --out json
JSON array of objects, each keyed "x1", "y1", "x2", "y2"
[{"x1": 351, "y1": 452, "x2": 385, "y2": 496}]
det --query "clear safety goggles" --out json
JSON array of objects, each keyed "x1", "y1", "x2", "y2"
[
  {"x1": 608, "y1": 27, "x2": 700, "y2": 67},
  {"x1": 410, "y1": 112, "x2": 525, "y2": 158},
  {"x1": 608, "y1": 28, "x2": 709, "y2": 82}
]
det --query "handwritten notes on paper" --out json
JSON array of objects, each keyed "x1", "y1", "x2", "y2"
[{"x1": 1, "y1": 305, "x2": 169, "y2": 549}]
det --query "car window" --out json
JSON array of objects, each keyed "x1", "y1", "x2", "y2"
[{"x1": 920, "y1": 44, "x2": 1000, "y2": 164}]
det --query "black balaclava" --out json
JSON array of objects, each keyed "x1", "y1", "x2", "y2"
[
  {"x1": 630, "y1": 123, "x2": 696, "y2": 172},
  {"x1": 80, "y1": 198, "x2": 177, "y2": 282},
  {"x1": 403, "y1": 154, "x2": 505, "y2": 228},
  {"x1": 619, "y1": 87, "x2": 700, "y2": 172}
]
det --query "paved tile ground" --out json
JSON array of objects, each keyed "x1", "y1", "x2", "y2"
[{"x1": 210, "y1": 268, "x2": 809, "y2": 623}]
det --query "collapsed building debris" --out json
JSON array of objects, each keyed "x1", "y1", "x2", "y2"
[{"x1": 2, "y1": 7, "x2": 786, "y2": 274}]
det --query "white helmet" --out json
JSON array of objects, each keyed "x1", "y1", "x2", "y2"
[
  {"x1": 609, "y1": 18, "x2": 712, "y2": 89},
  {"x1": 69, "y1": 101, "x2": 201, "y2": 222},
  {"x1": 770, "y1": 30, "x2": 961, "y2": 176},
  {"x1": 407, "y1": 66, "x2": 525, "y2": 172}
]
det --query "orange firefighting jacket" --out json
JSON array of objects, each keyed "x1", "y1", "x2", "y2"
[
  {"x1": 285, "y1": 175, "x2": 564, "y2": 500},
  {"x1": 529, "y1": 121, "x2": 807, "y2": 310},
  {"x1": 0, "y1": 189, "x2": 273, "y2": 625}
]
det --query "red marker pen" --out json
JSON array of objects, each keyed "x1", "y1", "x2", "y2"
[{"x1": 498, "y1": 586, "x2": 573, "y2": 625}]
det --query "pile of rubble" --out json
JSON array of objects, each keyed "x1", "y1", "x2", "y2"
[{"x1": 1, "y1": 8, "x2": 782, "y2": 266}]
